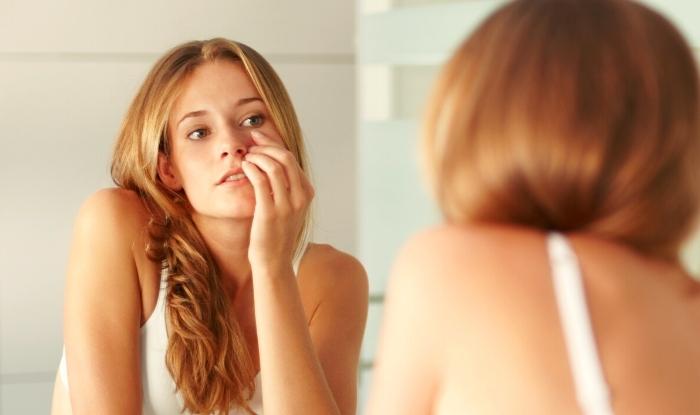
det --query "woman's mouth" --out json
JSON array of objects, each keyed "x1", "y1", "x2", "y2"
[
  {"x1": 218, "y1": 172, "x2": 249, "y2": 187},
  {"x1": 223, "y1": 173, "x2": 246, "y2": 182}
]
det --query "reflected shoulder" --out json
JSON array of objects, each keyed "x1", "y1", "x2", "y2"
[
  {"x1": 79, "y1": 187, "x2": 148, "y2": 217},
  {"x1": 76, "y1": 188, "x2": 149, "y2": 233},
  {"x1": 299, "y1": 243, "x2": 368, "y2": 293},
  {"x1": 72, "y1": 188, "x2": 153, "y2": 264},
  {"x1": 303, "y1": 243, "x2": 366, "y2": 274},
  {"x1": 297, "y1": 243, "x2": 369, "y2": 321}
]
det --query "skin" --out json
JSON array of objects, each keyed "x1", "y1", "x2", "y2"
[
  {"x1": 367, "y1": 223, "x2": 700, "y2": 414},
  {"x1": 51, "y1": 59, "x2": 368, "y2": 415}
]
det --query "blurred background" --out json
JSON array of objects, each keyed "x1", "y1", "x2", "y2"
[{"x1": 0, "y1": 0, "x2": 698, "y2": 413}]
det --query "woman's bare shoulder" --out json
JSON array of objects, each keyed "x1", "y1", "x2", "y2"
[
  {"x1": 77, "y1": 188, "x2": 149, "y2": 221},
  {"x1": 298, "y1": 243, "x2": 368, "y2": 292},
  {"x1": 296, "y1": 243, "x2": 369, "y2": 323},
  {"x1": 74, "y1": 188, "x2": 150, "y2": 243},
  {"x1": 302, "y1": 243, "x2": 365, "y2": 273},
  {"x1": 72, "y1": 188, "x2": 156, "y2": 289}
]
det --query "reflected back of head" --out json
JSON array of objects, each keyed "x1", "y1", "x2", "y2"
[{"x1": 424, "y1": 0, "x2": 700, "y2": 260}]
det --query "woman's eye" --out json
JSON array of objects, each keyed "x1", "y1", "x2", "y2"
[
  {"x1": 187, "y1": 128, "x2": 209, "y2": 140},
  {"x1": 242, "y1": 115, "x2": 264, "y2": 128}
]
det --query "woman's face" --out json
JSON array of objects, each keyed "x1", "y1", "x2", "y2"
[{"x1": 160, "y1": 59, "x2": 285, "y2": 220}]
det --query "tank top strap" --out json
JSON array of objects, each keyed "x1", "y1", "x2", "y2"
[
  {"x1": 547, "y1": 232, "x2": 614, "y2": 415},
  {"x1": 159, "y1": 262, "x2": 169, "y2": 288}
]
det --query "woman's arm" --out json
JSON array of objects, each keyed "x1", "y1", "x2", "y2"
[
  {"x1": 242, "y1": 131, "x2": 368, "y2": 415},
  {"x1": 62, "y1": 189, "x2": 144, "y2": 414},
  {"x1": 251, "y1": 249, "x2": 367, "y2": 415},
  {"x1": 299, "y1": 245, "x2": 369, "y2": 414}
]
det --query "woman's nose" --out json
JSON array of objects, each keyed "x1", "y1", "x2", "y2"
[
  {"x1": 219, "y1": 132, "x2": 251, "y2": 159},
  {"x1": 220, "y1": 145, "x2": 246, "y2": 159}
]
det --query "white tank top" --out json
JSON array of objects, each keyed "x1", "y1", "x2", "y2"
[
  {"x1": 59, "y1": 243, "x2": 309, "y2": 415},
  {"x1": 547, "y1": 232, "x2": 614, "y2": 415}
]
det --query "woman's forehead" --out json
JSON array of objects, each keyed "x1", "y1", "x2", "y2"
[{"x1": 171, "y1": 60, "x2": 261, "y2": 119}]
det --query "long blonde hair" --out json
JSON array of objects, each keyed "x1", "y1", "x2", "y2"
[
  {"x1": 111, "y1": 38, "x2": 311, "y2": 413},
  {"x1": 423, "y1": 0, "x2": 700, "y2": 260}
]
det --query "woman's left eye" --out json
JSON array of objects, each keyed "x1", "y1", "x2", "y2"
[{"x1": 241, "y1": 115, "x2": 264, "y2": 128}]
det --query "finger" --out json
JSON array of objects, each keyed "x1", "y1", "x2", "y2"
[
  {"x1": 250, "y1": 130, "x2": 285, "y2": 149},
  {"x1": 241, "y1": 160, "x2": 273, "y2": 212},
  {"x1": 244, "y1": 153, "x2": 291, "y2": 210},
  {"x1": 244, "y1": 152, "x2": 290, "y2": 190},
  {"x1": 247, "y1": 145, "x2": 306, "y2": 205}
]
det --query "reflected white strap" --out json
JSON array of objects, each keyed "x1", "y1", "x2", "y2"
[
  {"x1": 59, "y1": 346, "x2": 69, "y2": 390},
  {"x1": 548, "y1": 233, "x2": 614, "y2": 415}
]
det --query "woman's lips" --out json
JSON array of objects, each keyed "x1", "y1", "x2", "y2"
[
  {"x1": 217, "y1": 168, "x2": 245, "y2": 185},
  {"x1": 218, "y1": 173, "x2": 249, "y2": 187}
]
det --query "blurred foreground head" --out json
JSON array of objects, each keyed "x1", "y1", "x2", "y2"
[{"x1": 423, "y1": 0, "x2": 700, "y2": 261}]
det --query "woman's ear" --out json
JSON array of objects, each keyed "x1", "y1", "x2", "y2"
[{"x1": 157, "y1": 153, "x2": 183, "y2": 191}]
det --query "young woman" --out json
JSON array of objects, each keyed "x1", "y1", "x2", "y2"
[
  {"x1": 50, "y1": 38, "x2": 368, "y2": 415},
  {"x1": 368, "y1": 1, "x2": 700, "y2": 414}
]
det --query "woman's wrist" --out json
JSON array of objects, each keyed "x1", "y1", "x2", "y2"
[{"x1": 250, "y1": 260, "x2": 295, "y2": 280}]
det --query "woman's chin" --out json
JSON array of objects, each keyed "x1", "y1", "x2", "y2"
[
  {"x1": 212, "y1": 195, "x2": 256, "y2": 219},
  {"x1": 218, "y1": 206, "x2": 255, "y2": 220},
  {"x1": 190, "y1": 203, "x2": 255, "y2": 221}
]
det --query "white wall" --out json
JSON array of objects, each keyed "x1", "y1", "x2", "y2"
[{"x1": 0, "y1": 1, "x2": 355, "y2": 412}]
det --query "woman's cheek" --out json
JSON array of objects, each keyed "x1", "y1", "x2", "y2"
[{"x1": 259, "y1": 126, "x2": 284, "y2": 143}]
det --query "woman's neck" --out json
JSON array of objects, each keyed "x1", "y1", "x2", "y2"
[{"x1": 191, "y1": 213, "x2": 254, "y2": 299}]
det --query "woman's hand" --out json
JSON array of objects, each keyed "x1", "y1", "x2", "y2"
[{"x1": 241, "y1": 130, "x2": 314, "y2": 272}]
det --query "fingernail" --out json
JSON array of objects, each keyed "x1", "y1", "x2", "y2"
[{"x1": 250, "y1": 130, "x2": 263, "y2": 139}]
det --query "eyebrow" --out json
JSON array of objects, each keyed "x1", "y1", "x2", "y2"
[{"x1": 176, "y1": 97, "x2": 264, "y2": 127}]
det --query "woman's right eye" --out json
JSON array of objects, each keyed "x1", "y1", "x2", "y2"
[{"x1": 187, "y1": 128, "x2": 209, "y2": 140}]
